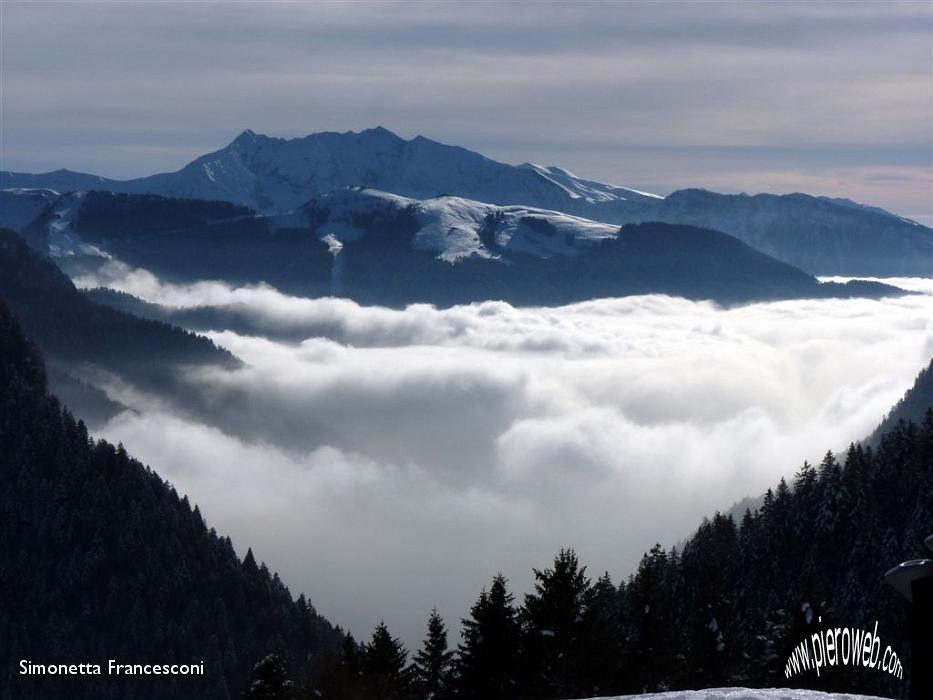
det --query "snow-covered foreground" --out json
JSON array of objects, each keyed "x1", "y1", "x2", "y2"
[{"x1": 590, "y1": 688, "x2": 889, "y2": 700}]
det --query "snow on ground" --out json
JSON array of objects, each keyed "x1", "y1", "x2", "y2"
[
  {"x1": 589, "y1": 688, "x2": 889, "y2": 700},
  {"x1": 44, "y1": 192, "x2": 109, "y2": 259},
  {"x1": 490, "y1": 202, "x2": 619, "y2": 257}
]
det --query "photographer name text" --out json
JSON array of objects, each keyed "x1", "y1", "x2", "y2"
[{"x1": 19, "y1": 659, "x2": 205, "y2": 676}]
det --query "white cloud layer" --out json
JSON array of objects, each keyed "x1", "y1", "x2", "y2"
[{"x1": 81, "y1": 269, "x2": 933, "y2": 646}]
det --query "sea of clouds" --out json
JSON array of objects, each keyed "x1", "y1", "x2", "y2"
[{"x1": 75, "y1": 264, "x2": 933, "y2": 646}]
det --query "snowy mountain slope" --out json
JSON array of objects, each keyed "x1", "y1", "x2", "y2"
[
  {"x1": 587, "y1": 688, "x2": 888, "y2": 700},
  {"x1": 519, "y1": 161, "x2": 662, "y2": 204},
  {"x1": 40, "y1": 192, "x2": 112, "y2": 258},
  {"x1": 0, "y1": 189, "x2": 110, "y2": 257},
  {"x1": 301, "y1": 187, "x2": 620, "y2": 262},
  {"x1": 630, "y1": 188, "x2": 933, "y2": 276},
  {"x1": 0, "y1": 186, "x2": 623, "y2": 264},
  {"x1": 133, "y1": 127, "x2": 667, "y2": 216}
]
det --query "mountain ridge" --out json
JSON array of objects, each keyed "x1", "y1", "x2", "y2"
[
  {"x1": 3, "y1": 126, "x2": 930, "y2": 276},
  {"x1": 1, "y1": 188, "x2": 907, "y2": 308}
]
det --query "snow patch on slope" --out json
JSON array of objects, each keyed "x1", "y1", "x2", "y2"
[
  {"x1": 520, "y1": 162, "x2": 663, "y2": 203},
  {"x1": 413, "y1": 195, "x2": 496, "y2": 261},
  {"x1": 303, "y1": 188, "x2": 620, "y2": 262},
  {"x1": 44, "y1": 192, "x2": 109, "y2": 258}
]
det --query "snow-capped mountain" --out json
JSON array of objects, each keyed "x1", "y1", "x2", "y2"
[
  {"x1": 2, "y1": 126, "x2": 930, "y2": 275},
  {"x1": 1, "y1": 128, "x2": 660, "y2": 217}
]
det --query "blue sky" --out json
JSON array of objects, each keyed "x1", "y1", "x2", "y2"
[{"x1": 2, "y1": 1, "x2": 931, "y2": 223}]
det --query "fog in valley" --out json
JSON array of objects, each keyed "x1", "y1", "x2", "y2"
[{"x1": 75, "y1": 265, "x2": 933, "y2": 645}]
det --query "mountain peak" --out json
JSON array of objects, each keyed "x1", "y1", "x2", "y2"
[
  {"x1": 357, "y1": 126, "x2": 403, "y2": 142},
  {"x1": 230, "y1": 128, "x2": 260, "y2": 147},
  {"x1": 360, "y1": 125, "x2": 394, "y2": 135}
]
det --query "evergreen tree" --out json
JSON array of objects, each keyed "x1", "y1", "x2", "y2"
[
  {"x1": 246, "y1": 654, "x2": 293, "y2": 700},
  {"x1": 575, "y1": 572, "x2": 627, "y2": 695},
  {"x1": 410, "y1": 609, "x2": 453, "y2": 699},
  {"x1": 520, "y1": 549, "x2": 595, "y2": 697},
  {"x1": 361, "y1": 622, "x2": 410, "y2": 700},
  {"x1": 307, "y1": 632, "x2": 367, "y2": 700},
  {"x1": 456, "y1": 575, "x2": 521, "y2": 699},
  {"x1": 678, "y1": 514, "x2": 738, "y2": 687},
  {"x1": 624, "y1": 544, "x2": 680, "y2": 692}
]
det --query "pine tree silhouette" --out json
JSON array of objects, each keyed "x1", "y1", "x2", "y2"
[
  {"x1": 411, "y1": 608, "x2": 454, "y2": 699},
  {"x1": 362, "y1": 622, "x2": 411, "y2": 699},
  {"x1": 246, "y1": 654, "x2": 293, "y2": 700},
  {"x1": 456, "y1": 574, "x2": 521, "y2": 699}
]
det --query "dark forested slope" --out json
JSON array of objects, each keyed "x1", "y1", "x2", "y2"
[
  {"x1": 0, "y1": 228, "x2": 234, "y2": 373},
  {"x1": 0, "y1": 303, "x2": 340, "y2": 700},
  {"x1": 0, "y1": 228, "x2": 237, "y2": 422},
  {"x1": 871, "y1": 360, "x2": 933, "y2": 445}
]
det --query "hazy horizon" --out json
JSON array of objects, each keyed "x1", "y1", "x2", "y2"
[{"x1": 2, "y1": 1, "x2": 931, "y2": 224}]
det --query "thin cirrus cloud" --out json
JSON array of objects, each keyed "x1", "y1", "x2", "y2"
[
  {"x1": 75, "y1": 264, "x2": 933, "y2": 647},
  {"x1": 2, "y1": 1, "x2": 931, "y2": 223}
]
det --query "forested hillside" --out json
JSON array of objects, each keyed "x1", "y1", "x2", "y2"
[
  {"x1": 871, "y1": 360, "x2": 933, "y2": 444},
  {"x1": 0, "y1": 228, "x2": 234, "y2": 373},
  {"x1": 0, "y1": 302, "x2": 341, "y2": 700}
]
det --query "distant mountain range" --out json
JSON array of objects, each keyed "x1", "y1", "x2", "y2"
[
  {"x1": 3, "y1": 127, "x2": 930, "y2": 276},
  {"x1": 1, "y1": 191, "x2": 903, "y2": 308}
]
